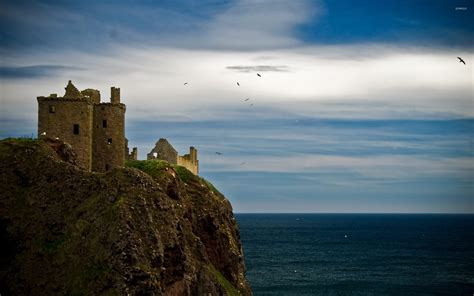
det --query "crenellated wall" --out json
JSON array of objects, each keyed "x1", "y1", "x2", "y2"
[{"x1": 177, "y1": 155, "x2": 199, "y2": 175}]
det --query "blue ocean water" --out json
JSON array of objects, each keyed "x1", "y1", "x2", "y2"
[{"x1": 236, "y1": 214, "x2": 474, "y2": 296}]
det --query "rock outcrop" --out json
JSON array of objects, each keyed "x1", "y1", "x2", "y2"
[{"x1": 0, "y1": 138, "x2": 251, "y2": 295}]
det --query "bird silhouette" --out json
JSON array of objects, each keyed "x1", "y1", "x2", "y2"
[
  {"x1": 457, "y1": 57, "x2": 466, "y2": 65},
  {"x1": 184, "y1": 82, "x2": 188, "y2": 85},
  {"x1": 244, "y1": 98, "x2": 250, "y2": 101},
  {"x1": 250, "y1": 103, "x2": 254, "y2": 107},
  {"x1": 215, "y1": 152, "x2": 222, "y2": 155},
  {"x1": 237, "y1": 82, "x2": 240, "y2": 86},
  {"x1": 257, "y1": 73, "x2": 261, "y2": 77}
]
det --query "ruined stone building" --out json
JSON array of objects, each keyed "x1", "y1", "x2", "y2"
[
  {"x1": 37, "y1": 80, "x2": 137, "y2": 172},
  {"x1": 147, "y1": 138, "x2": 199, "y2": 175}
]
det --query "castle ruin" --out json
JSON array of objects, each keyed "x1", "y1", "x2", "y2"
[
  {"x1": 37, "y1": 80, "x2": 137, "y2": 172},
  {"x1": 147, "y1": 138, "x2": 199, "y2": 175}
]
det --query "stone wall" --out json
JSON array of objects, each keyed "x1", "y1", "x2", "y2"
[
  {"x1": 37, "y1": 97, "x2": 94, "y2": 171},
  {"x1": 177, "y1": 155, "x2": 199, "y2": 175},
  {"x1": 125, "y1": 139, "x2": 138, "y2": 161},
  {"x1": 37, "y1": 81, "x2": 130, "y2": 172},
  {"x1": 128, "y1": 147, "x2": 138, "y2": 160},
  {"x1": 81, "y1": 89, "x2": 101, "y2": 104},
  {"x1": 92, "y1": 103, "x2": 126, "y2": 172},
  {"x1": 147, "y1": 138, "x2": 178, "y2": 164},
  {"x1": 148, "y1": 139, "x2": 199, "y2": 175}
]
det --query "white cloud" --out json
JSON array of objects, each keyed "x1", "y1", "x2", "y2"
[
  {"x1": 0, "y1": 2, "x2": 472, "y2": 123},
  {"x1": 1, "y1": 45, "x2": 472, "y2": 123},
  {"x1": 200, "y1": 0, "x2": 318, "y2": 50},
  {"x1": 201, "y1": 153, "x2": 474, "y2": 179}
]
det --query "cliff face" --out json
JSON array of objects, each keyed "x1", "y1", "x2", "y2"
[{"x1": 0, "y1": 138, "x2": 251, "y2": 295}]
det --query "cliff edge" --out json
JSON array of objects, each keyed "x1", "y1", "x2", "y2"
[{"x1": 0, "y1": 138, "x2": 252, "y2": 295}]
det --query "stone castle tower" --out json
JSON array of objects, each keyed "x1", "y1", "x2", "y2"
[{"x1": 37, "y1": 81, "x2": 135, "y2": 172}]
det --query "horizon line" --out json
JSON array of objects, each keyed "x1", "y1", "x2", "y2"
[{"x1": 233, "y1": 212, "x2": 474, "y2": 215}]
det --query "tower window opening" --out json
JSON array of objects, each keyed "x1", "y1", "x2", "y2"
[
  {"x1": 73, "y1": 124, "x2": 79, "y2": 135},
  {"x1": 49, "y1": 106, "x2": 55, "y2": 113},
  {"x1": 105, "y1": 164, "x2": 109, "y2": 171},
  {"x1": 108, "y1": 138, "x2": 112, "y2": 145},
  {"x1": 103, "y1": 120, "x2": 107, "y2": 128}
]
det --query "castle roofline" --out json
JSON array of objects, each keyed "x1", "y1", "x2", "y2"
[
  {"x1": 37, "y1": 95, "x2": 95, "y2": 103},
  {"x1": 63, "y1": 80, "x2": 84, "y2": 99},
  {"x1": 36, "y1": 97, "x2": 127, "y2": 109},
  {"x1": 37, "y1": 81, "x2": 124, "y2": 106}
]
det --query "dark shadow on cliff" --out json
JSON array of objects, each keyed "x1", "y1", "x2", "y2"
[{"x1": 0, "y1": 138, "x2": 252, "y2": 295}]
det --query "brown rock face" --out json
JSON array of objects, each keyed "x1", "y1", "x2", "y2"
[{"x1": 0, "y1": 138, "x2": 252, "y2": 295}]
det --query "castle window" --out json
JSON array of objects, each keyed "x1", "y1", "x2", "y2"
[
  {"x1": 105, "y1": 164, "x2": 109, "y2": 171},
  {"x1": 103, "y1": 120, "x2": 107, "y2": 128},
  {"x1": 73, "y1": 124, "x2": 79, "y2": 135},
  {"x1": 49, "y1": 106, "x2": 55, "y2": 113},
  {"x1": 108, "y1": 138, "x2": 112, "y2": 145}
]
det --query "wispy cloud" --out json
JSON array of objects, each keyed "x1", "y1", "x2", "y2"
[
  {"x1": 0, "y1": 65, "x2": 82, "y2": 79},
  {"x1": 0, "y1": 0, "x2": 317, "y2": 52},
  {"x1": 226, "y1": 65, "x2": 289, "y2": 72},
  {"x1": 203, "y1": 154, "x2": 474, "y2": 178},
  {"x1": 200, "y1": 0, "x2": 318, "y2": 50},
  {"x1": 2, "y1": 45, "x2": 471, "y2": 123}
]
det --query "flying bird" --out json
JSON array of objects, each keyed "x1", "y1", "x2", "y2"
[
  {"x1": 215, "y1": 152, "x2": 222, "y2": 155},
  {"x1": 237, "y1": 82, "x2": 240, "y2": 86},
  {"x1": 250, "y1": 103, "x2": 254, "y2": 107},
  {"x1": 240, "y1": 162, "x2": 246, "y2": 165},
  {"x1": 257, "y1": 73, "x2": 261, "y2": 77},
  {"x1": 457, "y1": 57, "x2": 466, "y2": 65},
  {"x1": 244, "y1": 98, "x2": 250, "y2": 101},
  {"x1": 184, "y1": 82, "x2": 188, "y2": 85}
]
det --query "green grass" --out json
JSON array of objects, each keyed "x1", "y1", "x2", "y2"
[
  {"x1": 171, "y1": 164, "x2": 195, "y2": 183},
  {"x1": 127, "y1": 159, "x2": 200, "y2": 183},
  {"x1": 126, "y1": 160, "x2": 169, "y2": 179},
  {"x1": 126, "y1": 160, "x2": 224, "y2": 199},
  {"x1": 208, "y1": 264, "x2": 241, "y2": 296}
]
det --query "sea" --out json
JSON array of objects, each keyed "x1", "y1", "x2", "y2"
[{"x1": 235, "y1": 214, "x2": 474, "y2": 296}]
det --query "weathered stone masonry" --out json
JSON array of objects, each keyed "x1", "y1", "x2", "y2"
[
  {"x1": 37, "y1": 81, "x2": 136, "y2": 172},
  {"x1": 147, "y1": 138, "x2": 199, "y2": 175}
]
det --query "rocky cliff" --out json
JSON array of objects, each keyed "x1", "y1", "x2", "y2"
[{"x1": 0, "y1": 138, "x2": 252, "y2": 295}]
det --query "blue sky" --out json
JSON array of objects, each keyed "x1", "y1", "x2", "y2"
[{"x1": 0, "y1": 0, "x2": 473, "y2": 212}]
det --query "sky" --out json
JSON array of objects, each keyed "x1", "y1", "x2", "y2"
[{"x1": 0, "y1": 0, "x2": 473, "y2": 213}]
